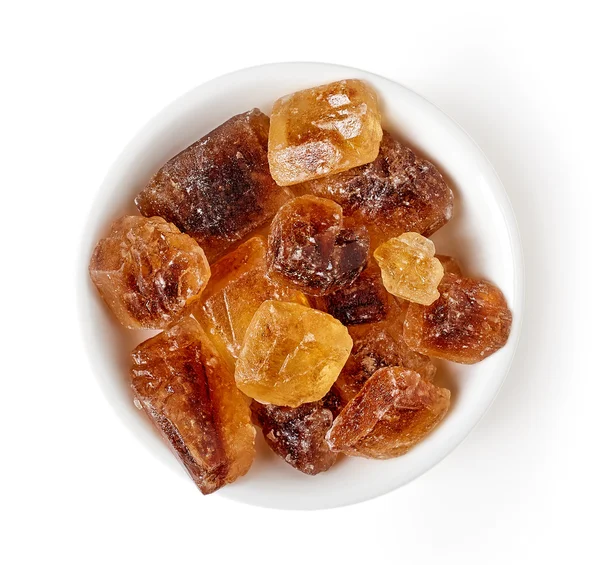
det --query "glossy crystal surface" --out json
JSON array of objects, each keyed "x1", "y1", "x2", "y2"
[
  {"x1": 89, "y1": 215, "x2": 210, "y2": 329},
  {"x1": 374, "y1": 232, "x2": 444, "y2": 305},
  {"x1": 252, "y1": 400, "x2": 337, "y2": 475},
  {"x1": 303, "y1": 131, "x2": 453, "y2": 243},
  {"x1": 235, "y1": 301, "x2": 353, "y2": 407},
  {"x1": 403, "y1": 274, "x2": 513, "y2": 363},
  {"x1": 327, "y1": 368, "x2": 450, "y2": 459},
  {"x1": 130, "y1": 317, "x2": 255, "y2": 494},
  {"x1": 135, "y1": 109, "x2": 292, "y2": 262},
  {"x1": 268, "y1": 79, "x2": 383, "y2": 186},
  {"x1": 267, "y1": 195, "x2": 369, "y2": 296}
]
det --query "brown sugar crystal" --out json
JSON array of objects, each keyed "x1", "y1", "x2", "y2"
[
  {"x1": 135, "y1": 109, "x2": 292, "y2": 262},
  {"x1": 268, "y1": 79, "x2": 383, "y2": 186},
  {"x1": 327, "y1": 367, "x2": 450, "y2": 459},
  {"x1": 267, "y1": 195, "x2": 370, "y2": 296},
  {"x1": 192, "y1": 236, "x2": 308, "y2": 368},
  {"x1": 89, "y1": 215, "x2": 210, "y2": 329},
  {"x1": 251, "y1": 400, "x2": 338, "y2": 475},
  {"x1": 403, "y1": 274, "x2": 513, "y2": 364},
  {"x1": 130, "y1": 317, "x2": 255, "y2": 494},
  {"x1": 303, "y1": 131, "x2": 453, "y2": 244}
]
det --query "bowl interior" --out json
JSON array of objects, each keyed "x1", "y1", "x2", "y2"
[{"x1": 79, "y1": 62, "x2": 522, "y2": 510}]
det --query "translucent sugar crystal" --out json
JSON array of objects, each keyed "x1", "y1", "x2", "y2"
[
  {"x1": 268, "y1": 79, "x2": 383, "y2": 186},
  {"x1": 327, "y1": 367, "x2": 450, "y2": 459},
  {"x1": 334, "y1": 304, "x2": 436, "y2": 404},
  {"x1": 130, "y1": 317, "x2": 256, "y2": 494},
  {"x1": 302, "y1": 131, "x2": 453, "y2": 243},
  {"x1": 403, "y1": 274, "x2": 513, "y2": 364},
  {"x1": 267, "y1": 195, "x2": 370, "y2": 296},
  {"x1": 235, "y1": 301, "x2": 353, "y2": 407},
  {"x1": 436, "y1": 254, "x2": 462, "y2": 276},
  {"x1": 313, "y1": 263, "x2": 394, "y2": 326},
  {"x1": 251, "y1": 399, "x2": 338, "y2": 475},
  {"x1": 135, "y1": 109, "x2": 292, "y2": 262},
  {"x1": 374, "y1": 233, "x2": 444, "y2": 305},
  {"x1": 89, "y1": 215, "x2": 210, "y2": 329},
  {"x1": 192, "y1": 236, "x2": 308, "y2": 367}
]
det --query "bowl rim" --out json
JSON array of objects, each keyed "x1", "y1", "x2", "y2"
[{"x1": 77, "y1": 61, "x2": 524, "y2": 509}]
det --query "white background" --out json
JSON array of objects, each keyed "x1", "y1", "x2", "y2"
[{"x1": 1, "y1": 1, "x2": 598, "y2": 563}]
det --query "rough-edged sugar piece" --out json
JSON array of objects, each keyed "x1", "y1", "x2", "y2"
[
  {"x1": 303, "y1": 131, "x2": 453, "y2": 242},
  {"x1": 327, "y1": 367, "x2": 450, "y2": 459},
  {"x1": 374, "y1": 232, "x2": 444, "y2": 306},
  {"x1": 251, "y1": 399, "x2": 337, "y2": 475},
  {"x1": 135, "y1": 109, "x2": 292, "y2": 262},
  {"x1": 131, "y1": 317, "x2": 255, "y2": 494},
  {"x1": 235, "y1": 301, "x2": 353, "y2": 407},
  {"x1": 267, "y1": 195, "x2": 369, "y2": 296},
  {"x1": 403, "y1": 274, "x2": 512, "y2": 364},
  {"x1": 89, "y1": 215, "x2": 210, "y2": 329},
  {"x1": 268, "y1": 80, "x2": 382, "y2": 186}
]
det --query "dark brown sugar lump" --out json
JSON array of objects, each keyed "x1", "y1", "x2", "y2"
[{"x1": 135, "y1": 109, "x2": 292, "y2": 262}]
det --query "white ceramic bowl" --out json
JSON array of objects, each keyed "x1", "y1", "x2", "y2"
[{"x1": 78, "y1": 62, "x2": 523, "y2": 510}]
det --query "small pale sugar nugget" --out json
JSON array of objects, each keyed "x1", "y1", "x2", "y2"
[
  {"x1": 251, "y1": 399, "x2": 338, "y2": 475},
  {"x1": 268, "y1": 79, "x2": 383, "y2": 186},
  {"x1": 235, "y1": 301, "x2": 353, "y2": 407},
  {"x1": 335, "y1": 303, "x2": 436, "y2": 404},
  {"x1": 404, "y1": 274, "x2": 513, "y2": 364},
  {"x1": 89, "y1": 215, "x2": 210, "y2": 329},
  {"x1": 303, "y1": 131, "x2": 453, "y2": 242},
  {"x1": 374, "y1": 232, "x2": 444, "y2": 306},
  {"x1": 193, "y1": 236, "x2": 308, "y2": 368},
  {"x1": 327, "y1": 367, "x2": 450, "y2": 459},
  {"x1": 136, "y1": 109, "x2": 292, "y2": 262},
  {"x1": 268, "y1": 195, "x2": 370, "y2": 296},
  {"x1": 131, "y1": 317, "x2": 255, "y2": 494}
]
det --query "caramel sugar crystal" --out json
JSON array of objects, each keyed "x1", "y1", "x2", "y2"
[
  {"x1": 131, "y1": 317, "x2": 255, "y2": 494},
  {"x1": 268, "y1": 79, "x2": 383, "y2": 186}
]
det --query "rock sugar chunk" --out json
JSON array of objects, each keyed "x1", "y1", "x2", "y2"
[
  {"x1": 135, "y1": 109, "x2": 292, "y2": 262},
  {"x1": 192, "y1": 236, "x2": 308, "y2": 368},
  {"x1": 268, "y1": 195, "x2": 369, "y2": 296},
  {"x1": 130, "y1": 317, "x2": 255, "y2": 494},
  {"x1": 303, "y1": 131, "x2": 453, "y2": 243},
  {"x1": 268, "y1": 79, "x2": 383, "y2": 186},
  {"x1": 436, "y1": 254, "x2": 462, "y2": 276},
  {"x1": 313, "y1": 264, "x2": 395, "y2": 326},
  {"x1": 251, "y1": 400, "x2": 337, "y2": 475},
  {"x1": 335, "y1": 308, "x2": 436, "y2": 404},
  {"x1": 89, "y1": 215, "x2": 210, "y2": 329},
  {"x1": 327, "y1": 367, "x2": 450, "y2": 459},
  {"x1": 235, "y1": 301, "x2": 353, "y2": 407},
  {"x1": 374, "y1": 233, "x2": 444, "y2": 306},
  {"x1": 404, "y1": 274, "x2": 513, "y2": 364}
]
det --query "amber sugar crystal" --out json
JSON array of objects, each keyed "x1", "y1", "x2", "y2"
[
  {"x1": 404, "y1": 274, "x2": 513, "y2": 364},
  {"x1": 235, "y1": 301, "x2": 353, "y2": 407},
  {"x1": 327, "y1": 367, "x2": 450, "y2": 459},
  {"x1": 193, "y1": 236, "x2": 308, "y2": 368},
  {"x1": 268, "y1": 79, "x2": 383, "y2": 186},
  {"x1": 302, "y1": 131, "x2": 453, "y2": 244},
  {"x1": 436, "y1": 254, "x2": 462, "y2": 276},
  {"x1": 251, "y1": 400, "x2": 337, "y2": 475},
  {"x1": 89, "y1": 215, "x2": 210, "y2": 329},
  {"x1": 374, "y1": 232, "x2": 444, "y2": 306},
  {"x1": 135, "y1": 109, "x2": 292, "y2": 262},
  {"x1": 130, "y1": 317, "x2": 255, "y2": 494},
  {"x1": 267, "y1": 195, "x2": 370, "y2": 296}
]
